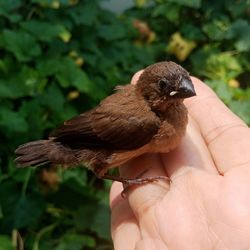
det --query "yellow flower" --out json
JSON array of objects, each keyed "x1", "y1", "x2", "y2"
[
  {"x1": 228, "y1": 79, "x2": 239, "y2": 88},
  {"x1": 68, "y1": 91, "x2": 80, "y2": 100},
  {"x1": 75, "y1": 57, "x2": 84, "y2": 66},
  {"x1": 168, "y1": 32, "x2": 196, "y2": 61},
  {"x1": 51, "y1": 0, "x2": 60, "y2": 9},
  {"x1": 59, "y1": 30, "x2": 71, "y2": 43}
]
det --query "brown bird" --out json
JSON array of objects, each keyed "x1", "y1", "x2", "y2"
[{"x1": 15, "y1": 61, "x2": 196, "y2": 185}]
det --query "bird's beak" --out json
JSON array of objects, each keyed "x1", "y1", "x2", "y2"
[{"x1": 169, "y1": 78, "x2": 196, "y2": 99}]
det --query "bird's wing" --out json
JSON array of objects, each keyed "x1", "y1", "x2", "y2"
[{"x1": 52, "y1": 90, "x2": 160, "y2": 151}]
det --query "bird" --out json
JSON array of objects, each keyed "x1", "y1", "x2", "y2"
[{"x1": 15, "y1": 61, "x2": 196, "y2": 186}]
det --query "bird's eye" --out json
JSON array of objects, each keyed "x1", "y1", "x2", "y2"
[{"x1": 158, "y1": 79, "x2": 169, "y2": 90}]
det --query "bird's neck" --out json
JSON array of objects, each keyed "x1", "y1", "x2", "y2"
[{"x1": 150, "y1": 98, "x2": 185, "y2": 118}]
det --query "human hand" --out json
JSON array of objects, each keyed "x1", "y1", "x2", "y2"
[{"x1": 110, "y1": 73, "x2": 250, "y2": 250}]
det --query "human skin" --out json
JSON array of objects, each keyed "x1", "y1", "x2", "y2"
[{"x1": 109, "y1": 72, "x2": 250, "y2": 250}]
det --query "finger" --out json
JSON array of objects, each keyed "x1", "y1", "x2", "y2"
[
  {"x1": 119, "y1": 153, "x2": 170, "y2": 219},
  {"x1": 135, "y1": 238, "x2": 168, "y2": 250},
  {"x1": 131, "y1": 70, "x2": 144, "y2": 85},
  {"x1": 110, "y1": 182, "x2": 141, "y2": 250},
  {"x1": 120, "y1": 117, "x2": 218, "y2": 219},
  {"x1": 185, "y1": 77, "x2": 250, "y2": 173},
  {"x1": 161, "y1": 116, "x2": 218, "y2": 178}
]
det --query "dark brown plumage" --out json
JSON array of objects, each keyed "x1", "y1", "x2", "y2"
[{"x1": 15, "y1": 61, "x2": 196, "y2": 184}]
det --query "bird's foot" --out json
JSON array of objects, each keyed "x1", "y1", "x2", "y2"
[{"x1": 102, "y1": 173, "x2": 170, "y2": 198}]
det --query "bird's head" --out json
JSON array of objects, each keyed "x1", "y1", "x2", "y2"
[{"x1": 136, "y1": 61, "x2": 196, "y2": 109}]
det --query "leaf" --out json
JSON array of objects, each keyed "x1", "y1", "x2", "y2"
[
  {"x1": 226, "y1": 0, "x2": 250, "y2": 18},
  {"x1": 181, "y1": 24, "x2": 205, "y2": 40},
  {"x1": 0, "y1": 181, "x2": 45, "y2": 231},
  {"x1": 21, "y1": 20, "x2": 70, "y2": 42},
  {"x1": 0, "y1": 0, "x2": 22, "y2": 12},
  {"x1": 54, "y1": 233, "x2": 96, "y2": 250},
  {"x1": 59, "y1": 30, "x2": 71, "y2": 43},
  {"x1": 0, "y1": 235, "x2": 13, "y2": 250},
  {"x1": 31, "y1": 0, "x2": 67, "y2": 8},
  {"x1": 135, "y1": 0, "x2": 147, "y2": 8},
  {"x1": 152, "y1": 3, "x2": 181, "y2": 23},
  {"x1": 97, "y1": 24, "x2": 126, "y2": 41},
  {"x1": 189, "y1": 45, "x2": 219, "y2": 77},
  {"x1": 11, "y1": 168, "x2": 32, "y2": 183},
  {"x1": 226, "y1": 19, "x2": 250, "y2": 52},
  {"x1": 55, "y1": 58, "x2": 93, "y2": 93},
  {"x1": 229, "y1": 100, "x2": 250, "y2": 125},
  {"x1": 0, "y1": 30, "x2": 41, "y2": 62},
  {"x1": 0, "y1": 80, "x2": 13, "y2": 99},
  {"x1": 19, "y1": 99, "x2": 48, "y2": 139},
  {"x1": 73, "y1": 204, "x2": 97, "y2": 231},
  {"x1": 168, "y1": 0, "x2": 201, "y2": 8},
  {"x1": 37, "y1": 57, "x2": 63, "y2": 76},
  {"x1": 67, "y1": 1, "x2": 99, "y2": 26},
  {"x1": 50, "y1": 171, "x2": 97, "y2": 210},
  {"x1": 13, "y1": 195, "x2": 45, "y2": 229},
  {"x1": 0, "y1": 65, "x2": 47, "y2": 99},
  {"x1": 91, "y1": 203, "x2": 111, "y2": 240},
  {"x1": 0, "y1": 107, "x2": 28, "y2": 134},
  {"x1": 0, "y1": 0, "x2": 22, "y2": 22},
  {"x1": 202, "y1": 18, "x2": 230, "y2": 41},
  {"x1": 39, "y1": 84, "x2": 64, "y2": 112},
  {"x1": 60, "y1": 168, "x2": 87, "y2": 187},
  {"x1": 73, "y1": 201, "x2": 110, "y2": 240},
  {"x1": 207, "y1": 79, "x2": 234, "y2": 103},
  {"x1": 205, "y1": 53, "x2": 242, "y2": 81}
]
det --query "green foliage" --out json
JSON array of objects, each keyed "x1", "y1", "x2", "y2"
[
  {"x1": 0, "y1": 0, "x2": 249, "y2": 249},
  {"x1": 0, "y1": 235, "x2": 14, "y2": 250}
]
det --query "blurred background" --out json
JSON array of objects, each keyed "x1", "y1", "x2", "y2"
[{"x1": 0, "y1": 0, "x2": 249, "y2": 249}]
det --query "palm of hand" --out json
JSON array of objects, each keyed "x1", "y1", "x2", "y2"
[{"x1": 110, "y1": 77, "x2": 250, "y2": 250}]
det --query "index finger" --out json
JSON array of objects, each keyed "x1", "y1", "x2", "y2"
[{"x1": 185, "y1": 77, "x2": 250, "y2": 174}]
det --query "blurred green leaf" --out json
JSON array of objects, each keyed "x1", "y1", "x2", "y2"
[
  {"x1": 12, "y1": 195, "x2": 45, "y2": 228},
  {"x1": 39, "y1": 84, "x2": 64, "y2": 112},
  {"x1": 0, "y1": 0, "x2": 22, "y2": 22},
  {"x1": 0, "y1": 107, "x2": 28, "y2": 134},
  {"x1": 152, "y1": 3, "x2": 181, "y2": 23},
  {"x1": 226, "y1": 19, "x2": 250, "y2": 52},
  {"x1": 226, "y1": 0, "x2": 250, "y2": 18},
  {"x1": 205, "y1": 53, "x2": 242, "y2": 80},
  {"x1": 0, "y1": 235, "x2": 13, "y2": 250},
  {"x1": 91, "y1": 203, "x2": 111, "y2": 240},
  {"x1": 54, "y1": 233, "x2": 96, "y2": 250},
  {"x1": 207, "y1": 79, "x2": 234, "y2": 103},
  {"x1": 31, "y1": 0, "x2": 71, "y2": 8},
  {"x1": 11, "y1": 168, "x2": 32, "y2": 183},
  {"x1": 55, "y1": 58, "x2": 93, "y2": 93},
  {"x1": 0, "y1": 181, "x2": 45, "y2": 231},
  {"x1": 3, "y1": 66, "x2": 47, "y2": 98},
  {"x1": 37, "y1": 57, "x2": 62, "y2": 76},
  {"x1": 202, "y1": 18, "x2": 229, "y2": 40},
  {"x1": 168, "y1": 0, "x2": 201, "y2": 8},
  {"x1": 0, "y1": 30, "x2": 41, "y2": 61},
  {"x1": 181, "y1": 24, "x2": 205, "y2": 40},
  {"x1": 60, "y1": 168, "x2": 87, "y2": 187},
  {"x1": 73, "y1": 204, "x2": 97, "y2": 231},
  {"x1": 21, "y1": 21, "x2": 69, "y2": 42},
  {"x1": 0, "y1": 80, "x2": 13, "y2": 99},
  {"x1": 97, "y1": 24, "x2": 126, "y2": 41},
  {"x1": 67, "y1": 1, "x2": 99, "y2": 26},
  {"x1": 229, "y1": 100, "x2": 250, "y2": 124},
  {"x1": 19, "y1": 99, "x2": 47, "y2": 139},
  {"x1": 0, "y1": 0, "x2": 22, "y2": 11}
]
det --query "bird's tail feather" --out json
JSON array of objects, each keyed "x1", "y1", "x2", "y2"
[{"x1": 15, "y1": 140, "x2": 52, "y2": 167}]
